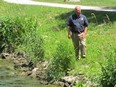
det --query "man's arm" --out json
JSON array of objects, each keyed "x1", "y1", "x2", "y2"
[
  {"x1": 83, "y1": 26, "x2": 88, "y2": 38},
  {"x1": 83, "y1": 16, "x2": 88, "y2": 38},
  {"x1": 68, "y1": 26, "x2": 71, "y2": 39},
  {"x1": 67, "y1": 16, "x2": 72, "y2": 39},
  {"x1": 84, "y1": 26, "x2": 88, "y2": 34}
]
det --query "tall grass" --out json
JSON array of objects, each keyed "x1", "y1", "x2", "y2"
[
  {"x1": 46, "y1": 39, "x2": 76, "y2": 82},
  {"x1": 0, "y1": 16, "x2": 45, "y2": 63},
  {"x1": 100, "y1": 49, "x2": 116, "y2": 87},
  {"x1": 0, "y1": 17, "x2": 26, "y2": 53}
]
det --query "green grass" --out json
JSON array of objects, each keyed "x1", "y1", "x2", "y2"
[
  {"x1": 33, "y1": 0, "x2": 116, "y2": 8},
  {"x1": 70, "y1": 23, "x2": 116, "y2": 75},
  {"x1": 0, "y1": 0, "x2": 116, "y2": 85}
]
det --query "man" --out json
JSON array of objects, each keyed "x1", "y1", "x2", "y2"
[{"x1": 67, "y1": 6, "x2": 88, "y2": 60}]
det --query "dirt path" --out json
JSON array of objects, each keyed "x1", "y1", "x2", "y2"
[{"x1": 3, "y1": 0, "x2": 116, "y2": 12}]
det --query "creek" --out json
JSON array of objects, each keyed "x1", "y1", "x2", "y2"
[{"x1": 0, "y1": 59, "x2": 59, "y2": 87}]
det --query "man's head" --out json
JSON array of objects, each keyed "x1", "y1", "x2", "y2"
[{"x1": 75, "y1": 6, "x2": 81, "y2": 16}]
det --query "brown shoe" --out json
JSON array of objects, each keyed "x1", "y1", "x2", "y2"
[
  {"x1": 82, "y1": 55, "x2": 86, "y2": 58},
  {"x1": 76, "y1": 57, "x2": 80, "y2": 61}
]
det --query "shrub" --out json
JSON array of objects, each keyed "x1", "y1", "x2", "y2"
[
  {"x1": 100, "y1": 49, "x2": 116, "y2": 87},
  {"x1": 46, "y1": 40, "x2": 75, "y2": 82},
  {"x1": 19, "y1": 31, "x2": 45, "y2": 62},
  {"x1": 0, "y1": 16, "x2": 44, "y2": 62},
  {"x1": 0, "y1": 17, "x2": 24, "y2": 53}
]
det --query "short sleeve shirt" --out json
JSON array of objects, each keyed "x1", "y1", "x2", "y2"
[{"x1": 67, "y1": 14, "x2": 88, "y2": 33}]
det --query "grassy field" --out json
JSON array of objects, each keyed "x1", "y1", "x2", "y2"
[
  {"x1": 34, "y1": 0, "x2": 116, "y2": 8},
  {"x1": 0, "y1": 0, "x2": 116, "y2": 86}
]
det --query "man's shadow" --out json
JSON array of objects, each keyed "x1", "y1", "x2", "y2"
[{"x1": 55, "y1": 10, "x2": 116, "y2": 30}]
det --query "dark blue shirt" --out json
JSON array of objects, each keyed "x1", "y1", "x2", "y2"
[{"x1": 67, "y1": 14, "x2": 88, "y2": 33}]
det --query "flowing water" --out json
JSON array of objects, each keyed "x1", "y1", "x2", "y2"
[
  {"x1": 0, "y1": 59, "x2": 59, "y2": 87},
  {"x1": 0, "y1": 68, "x2": 45, "y2": 87}
]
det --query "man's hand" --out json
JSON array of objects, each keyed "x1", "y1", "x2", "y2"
[
  {"x1": 82, "y1": 32, "x2": 86, "y2": 38},
  {"x1": 68, "y1": 34, "x2": 71, "y2": 39},
  {"x1": 79, "y1": 33, "x2": 86, "y2": 38}
]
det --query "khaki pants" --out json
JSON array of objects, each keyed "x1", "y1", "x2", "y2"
[{"x1": 71, "y1": 33, "x2": 86, "y2": 59}]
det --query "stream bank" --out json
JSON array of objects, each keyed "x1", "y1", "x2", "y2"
[
  {"x1": 0, "y1": 52, "x2": 99, "y2": 87},
  {"x1": 0, "y1": 53, "x2": 60, "y2": 87},
  {"x1": 0, "y1": 59, "x2": 47, "y2": 87}
]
